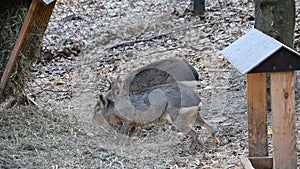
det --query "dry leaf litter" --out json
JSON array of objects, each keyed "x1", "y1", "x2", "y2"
[{"x1": 1, "y1": 0, "x2": 300, "y2": 168}]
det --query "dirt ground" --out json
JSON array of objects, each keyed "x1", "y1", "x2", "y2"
[{"x1": 1, "y1": 0, "x2": 300, "y2": 168}]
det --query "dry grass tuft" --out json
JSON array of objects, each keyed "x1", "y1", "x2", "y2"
[{"x1": 0, "y1": 105, "x2": 80, "y2": 168}]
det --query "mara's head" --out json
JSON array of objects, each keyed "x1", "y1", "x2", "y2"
[{"x1": 93, "y1": 94, "x2": 123, "y2": 126}]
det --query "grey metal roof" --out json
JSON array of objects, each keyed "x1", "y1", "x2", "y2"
[
  {"x1": 221, "y1": 29, "x2": 300, "y2": 74},
  {"x1": 40, "y1": 0, "x2": 55, "y2": 5}
]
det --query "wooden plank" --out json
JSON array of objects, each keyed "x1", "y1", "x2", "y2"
[
  {"x1": 240, "y1": 156, "x2": 255, "y2": 169},
  {"x1": 0, "y1": 0, "x2": 57, "y2": 96},
  {"x1": 249, "y1": 157, "x2": 273, "y2": 169},
  {"x1": 271, "y1": 71, "x2": 297, "y2": 169},
  {"x1": 247, "y1": 73, "x2": 268, "y2": 157},
  {"x1": 240, "y1": 156, "x2": 273, "y2": 169}
]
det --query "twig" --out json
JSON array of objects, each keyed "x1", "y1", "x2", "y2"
[
  {"x1": 33, "y1": 79, "x2": 71, "y2": 94},
  {"x1": 144, "y1": 47, "x2": 182, "y2": 56},
  {"x1": 105, "y1": 32, "x2": 172, "y2": 51},
  {"x1": 205, "y1": 69, "x2": 231, "y2": 72},
  {"x1": 25, "y1": 94, "x2": 38, "y2": 106}
]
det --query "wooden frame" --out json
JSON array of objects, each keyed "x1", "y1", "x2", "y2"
[
  {"x1": 271, "y1": 71, "x2": 297, "y2": 168},
  {"x1": 222, "y1": 29, "x2": 299, "y2": 169},
  {"x1": 247, "y1": 73, "x2": 268, "y2": 157},
  {"x1": 0, "y1": 0, "x2": 57, "y2": 96},
  {"x1": 242, "y1": 72, "x2": 297, "y2": 169}
]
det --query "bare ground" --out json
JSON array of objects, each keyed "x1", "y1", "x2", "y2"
[{"x1": 1, "y1": 0, "x2": 300, "y2": 168}]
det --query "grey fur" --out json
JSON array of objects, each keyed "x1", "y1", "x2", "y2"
[
  {"x1": 110, "y1": 59, "x2": 199, "y2": 98},
  {"x1": 93, "y1": 83, "x2": 219, "y2": 148}
]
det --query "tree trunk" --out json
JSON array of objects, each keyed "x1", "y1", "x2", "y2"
[{"x1": 255, "y1": 0, "x2": 295, "y2": 47}]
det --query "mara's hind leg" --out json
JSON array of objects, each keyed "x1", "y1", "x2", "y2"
[
  {"x1": 188, "y1": 129, "x2": 198, "y2": 149},
  {"x1": 128, "y1": 125, "x2": 137, "y2": 138},
  {"x1": 196, "y1": 111, "x2": 220, "y2": 146},
  {"x1": 173, "y1": 106, "x2": 199, "y2": 149},
  {"x1": 116, "y1": 121, "x2": 135, "y2": 144}
]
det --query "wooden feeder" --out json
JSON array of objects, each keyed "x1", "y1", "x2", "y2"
[
  {"x1": 221, "y1": 29, "x2": 300, "y2": 169},
  {"x1": 0, "y1": 0, "x2": 56, "y2": 97}
]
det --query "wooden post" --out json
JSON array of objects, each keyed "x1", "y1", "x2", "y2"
[
  {"x1": 247, "y1": 73, "x2": 268, "y2": 157},
  {"x1": 193, "y1": 0, "x2": 205, "y2": 16},
  {"x1": 0, "y1": 0, "x2": 57, "y2": 96},
  {"x1": 271, "y1": 71, "x2": 297, "y2": 169}
]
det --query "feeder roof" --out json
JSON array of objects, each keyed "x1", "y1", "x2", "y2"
[
  {"x1": 221, "y1": 29, "x2": 300, "y2": 74},
  {"x1": 40, "y1": 0, "x2": 55, "y2": 5}
]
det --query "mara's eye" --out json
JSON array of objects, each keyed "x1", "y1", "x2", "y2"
[
  {"x1": 114, "y1": 89, "x2": 120, "y2": 97},
  {"x1": 95, "y1": 104, "x2": 101, "y2": 111}
]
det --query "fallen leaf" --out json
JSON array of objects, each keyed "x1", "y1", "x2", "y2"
[
  {"x1": 86, "y1": 132, "x2": 94, "y2": 137},
  {"x1": 98, "y1": 70, "x2": 103, "y2": 76},
  {"x1": 268, "y1": 129, "x2": 273, "y2": 136}
]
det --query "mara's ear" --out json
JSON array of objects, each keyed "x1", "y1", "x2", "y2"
[
  {"x1": 107, "y1": 77, "x2": 112, "y2": 91},
  {"x1": 99, "y1": 94, "x2": 108, "y2": 109},
  {"x1": 111, "y1": 76, "x2": 122, "y2": 98}
]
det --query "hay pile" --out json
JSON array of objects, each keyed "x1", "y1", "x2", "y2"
[
  {"x1": 0, "y1": 0, "x2": 37, "y2": 103},
  {"x1": 0, "y1": 105, "x2": 82, "y2": 168}
]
